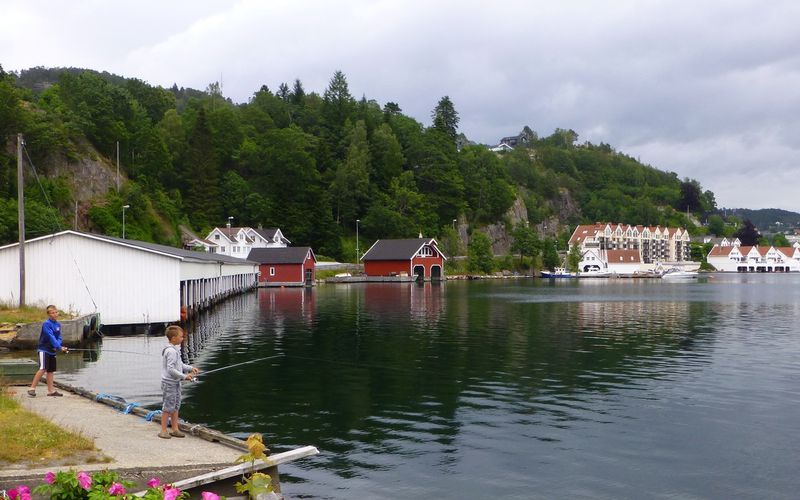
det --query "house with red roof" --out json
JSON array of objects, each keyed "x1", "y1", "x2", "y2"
[
  {"x1": 706, "y1": 242, "x2": 800, "y2": 272},
  {"x1": 605, "y1": 249, "x2": 642, "y2": 274},
  {"x1": 361, "y1": 238, "x2": 446, "y2": 281},
  {"x1": 247, "y1": 247, "x2": 316, "y2": 286},
  {"x1": 569, "y1": 222, "x2": 693, "y2": 272}
]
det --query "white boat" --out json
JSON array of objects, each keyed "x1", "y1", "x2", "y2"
[
  {"x1": 660, "y1": 267, "x2": 699, "y2": 280},
  {"x1": 578, "y1": 269, "x2": 611, "y2": 278},
  {"x1": 541, "y1": 267, "x2": 576, "y2": 279}
]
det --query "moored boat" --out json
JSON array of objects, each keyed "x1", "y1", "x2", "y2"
[
  {"x1": 541, "y1": 267, "x2": 576, "y2": 279},
  {"x1": 660, "y1": 267, "x2": 699, "y2": 280}
]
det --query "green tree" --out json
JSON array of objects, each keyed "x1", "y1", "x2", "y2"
[
  {"x1": 320, "y1": 70, "x2": 356, "y2": 162},
  {"x1": 331, "y1": 120, "x2": 370, "y2": 224},
  {"x1": 467, "y1": 231, "x2": 494, "y2": 274},
  {"x1": 510, "y1": 223, "x2": 540, "y2": 270},
  {"x1": 431, "y1": 96, "x2": 459, "y2": 141},
  {"x1": 369, "y1": 123, "x2": 404, "y2": 191},
  {"x1": 772, "y1": 233, "x2": 790, "y2": 247},
  {"x1": 458, "y1": 146, "x2": 515, "y2": 223},
  {"x1": 542, "y1": 238, "x2": 561, "y2": 271},
  {"x1": 734, "y1": 219, "x2": 760, "y2": 246},
  {"x1": 566, "y1": 243, "x2": 582, "y2": 272},
  {"x1": 181, "y1": 108, "x2": 221, "y2": 229},
  {"x1": 707, "y1": 214, "x2": 726, "y2": 236}
]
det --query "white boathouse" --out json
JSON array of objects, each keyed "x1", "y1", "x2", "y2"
[{"x1": 0, "y1": 231, "x2": 258, "y2": 325}]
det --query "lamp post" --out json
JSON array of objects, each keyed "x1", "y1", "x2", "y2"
[
  {"x1": 122, "y1": 205, "x2": 130, "y2": 239},
  {"x1": 453, "y1": 219, "x2": 457, "y2": 230},
  {"x1": 356, "y1": 219, "x2": 360, "y2": 264}
]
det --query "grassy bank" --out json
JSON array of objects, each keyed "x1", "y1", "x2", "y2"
[
  {"x1": 0, "y1": 305, "x2": 48, "y2": 324},
  {"x1": 0, "y1": 386, "x2": 101, "y2": 465}
]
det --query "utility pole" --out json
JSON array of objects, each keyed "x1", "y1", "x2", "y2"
[
  {"x1": 17, "y1": 134, "x2": 25, "y2": 307},
  {"x1": 116, "y1": 141, "x2": 120, "y2": 192}
]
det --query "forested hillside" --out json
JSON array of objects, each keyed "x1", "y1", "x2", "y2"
[{"x1": 0, "y1": 64, "x2": 717, "y2": 261}]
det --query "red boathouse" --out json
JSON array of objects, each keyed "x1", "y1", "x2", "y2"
[
  {"x1": 247, "y1": 247, "x2": 316, "y2": 286},
  {"x1": 361, "y1": 238, "x2": 446, "y2": 281}
]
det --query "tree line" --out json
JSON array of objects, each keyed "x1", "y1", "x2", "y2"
[{"x1": 1, "y1": 64, "x2": 738, "y2": 267}]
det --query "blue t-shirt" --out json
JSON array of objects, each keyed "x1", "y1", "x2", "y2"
[{"x1": 37, "y1": 318, "x2": 62, "y2": 354}]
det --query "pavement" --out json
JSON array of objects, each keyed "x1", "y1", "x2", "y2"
[{"x1": 1, "y1": 384, "x2": 243, "y2": 493}]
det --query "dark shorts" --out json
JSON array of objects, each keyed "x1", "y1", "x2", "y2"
[{"x1": 37, "y1": 351, "x2": 57, "y2": 373}]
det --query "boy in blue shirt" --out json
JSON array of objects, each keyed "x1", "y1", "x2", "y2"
[{"x1": 28, "y1": 305, "x2": 68, "y2": 397}]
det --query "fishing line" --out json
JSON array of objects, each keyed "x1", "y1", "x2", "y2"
[
  {"x1": 283, "y1": 355, "x2": 417, "y2": 373},
  {"x1": 66, "y1": 348, "x2": 153, "y2": 356},
  {"x1": 196, "y1": 354, "x2": 284, "y2": 378}
]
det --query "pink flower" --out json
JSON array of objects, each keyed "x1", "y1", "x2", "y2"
[
  {"x1": 163, "y1": 486, "x2": 181, "y2": 500},
  {"x1": 147, "y1": 478, "x2": 161, "y2": 488},
  {"x1": 44, "y1": 472, "x2": 56, "y2": 484},
  {"x1": 11, "y1": 487, "x2": 31, "y2": 500},
  {"x1": 77, "y1": 471, "x2": 92, "y2": 490},
  {"x1": 108, "y1": 482, "x2": 126, "y2": 496},
  {"x1": 201, "y1": 491, "x2": 220, "y2": 500}
]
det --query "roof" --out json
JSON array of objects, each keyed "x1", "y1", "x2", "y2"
[
  {"x1": 247, "y1": 247, "x2": 315, "y2": 264},
  {"x1": 361, "y1": 238, "x2": 446, "y2": 261},
  {"x1": 1, "y1": 230, "x2": 258, "y2": 265},
  {"x1": 252, "y1": 228, "x2": 291, "y2": 245},
  {"x1": 606, "y1": 249, "x2": 641, "y2": 263},
  {"x1": 708, "y1": 245, "x2": 735, "y2": 257}
]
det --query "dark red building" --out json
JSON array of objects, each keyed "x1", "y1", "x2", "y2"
[
  {"x1": 247, "y1": 247, "x2": 316, "y2": 286},
  {"x1": 361, "y1": 238, "x2": 446, "y2": 280}
]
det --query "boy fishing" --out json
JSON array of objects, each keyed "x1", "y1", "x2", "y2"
[
  {"x1": 159, "y1": 325, "x2": 198, "y2": 439},
  {"x1": 28, "y1": 305, "x2": 67, "y2": 397}
]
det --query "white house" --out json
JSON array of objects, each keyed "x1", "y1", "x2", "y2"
[
  {"x1": 202, "y1": 226, "x2": 290, "y2": 257},
  {"x1": 0, "y1": 231, "x2": 258, "y2": 325},
  {"x1": 706, "y1": 244, "x2": 800, "y2": 272},
  {"x1": 605, "y1": 249, "x2": 642, "y2": 274},
  {"x1": 577, "y1": 249, "x2": 607, "y2": 273}
]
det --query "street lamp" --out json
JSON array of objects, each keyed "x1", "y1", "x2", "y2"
[
  {"x1": 122, "y1": 205, "x2": 130, "y2": 239},
  {"x1": 453, "y1": 219, "x2": 457, "y2": 230},
  {"x1": 356, "y1": 219, "x2": 360, "y2": 264}
]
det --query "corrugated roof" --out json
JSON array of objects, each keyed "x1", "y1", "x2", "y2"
[
  {"x1": 247, "y1": 247, "x2": 314, "y2": 264},
  {"x1": 83, "y1": 232, "x2": 258, "y2": 264}
]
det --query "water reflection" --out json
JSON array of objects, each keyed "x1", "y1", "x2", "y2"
[{"x1": 51, "y1": 276, "x2": 800, "y2": 499}]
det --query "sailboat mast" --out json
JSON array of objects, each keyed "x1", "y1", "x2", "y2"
[{"x1": 17, "y1": 133, "x2": 25, "y2": 307}]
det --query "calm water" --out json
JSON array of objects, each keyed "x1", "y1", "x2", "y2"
[{"x1": 57, "y1": 274, "x2": 800, "y2": 499}]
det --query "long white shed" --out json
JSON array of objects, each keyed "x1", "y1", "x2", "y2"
[{"x1": 0, "y1": 231, "x2": 258, "y2": 325}]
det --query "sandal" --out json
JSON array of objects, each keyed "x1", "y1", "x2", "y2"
[
  {"x1": 47, "y1": 391, "x2": 63, "y2": 397},
  {"x1": 170, "y1": 430, "x2": 186, "y2": 438},
  {"x1": 158, "y1": 431, "x2": 171, "y2": 439},
  {"x1": 27, "y1": 389, "x2": 36, "y2": 397}
]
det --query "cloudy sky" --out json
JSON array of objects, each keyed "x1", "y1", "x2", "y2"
[{"x1": 2, "y1": 0, "x2": 799, "y2": 212}]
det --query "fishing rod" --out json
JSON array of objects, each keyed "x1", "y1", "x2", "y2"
[
  {"x1": 195, "y1": 354, "x2": 284, "y2": 378},
  {"x1": 65, "y1": 348, "x2": 153, "y2": 356}
]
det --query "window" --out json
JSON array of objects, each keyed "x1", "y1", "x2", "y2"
[
  {"x1": 214, "y1": 234, "x2": 219, "y2": 240},
  {"x1": 420, "y1": 246, "x2": 434, "y2": 257},
  {"x1": 269, "y1": 267, "x2": 276, "y2": 276}
]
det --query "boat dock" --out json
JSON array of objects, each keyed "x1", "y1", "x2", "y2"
[{"x1": 0, "y1": 381, "x2": 317, "y2": 498}]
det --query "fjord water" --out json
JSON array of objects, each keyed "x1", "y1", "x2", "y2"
[{"x1": 61, "y1": 274, "x2": 800, "y2": 499}]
